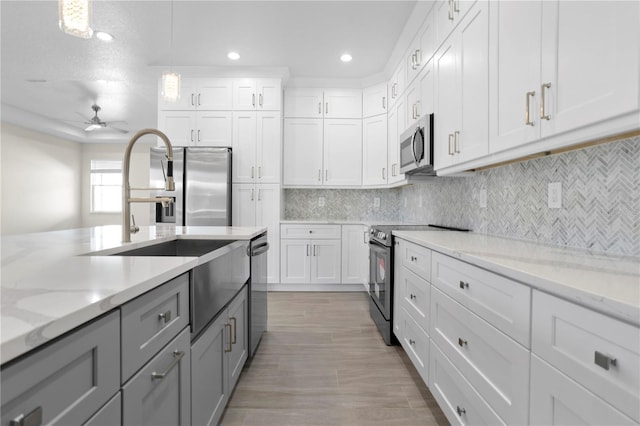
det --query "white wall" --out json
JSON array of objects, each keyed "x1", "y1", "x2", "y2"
[
  {"x1": 1, "y1": 123, "x2": 82, "y2": 235},
  {"x1": 81, "y1": 141, "x2": 154, "y2": 227}
]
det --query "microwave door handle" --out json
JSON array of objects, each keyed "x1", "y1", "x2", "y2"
[{"x1": 412, "y1": 131, "x2": 420, "y2": 165}]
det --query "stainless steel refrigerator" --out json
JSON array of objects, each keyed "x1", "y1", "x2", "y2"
[{"x1": 150, "y1": 147, "x2": 232, "y2": 226}]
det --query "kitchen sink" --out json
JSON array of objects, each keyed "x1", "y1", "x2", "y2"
[{"x1": 112, "y1": 239, "x2": 235, "y2": 257}]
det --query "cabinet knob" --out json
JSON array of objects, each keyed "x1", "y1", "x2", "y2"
[
  {"x1": 459, "y1": 281, "x2": 469, "y2": 289},
  {"x1": 456, "y1": 406, "x2": 466, "y2": 416},
  {"x1": 158, "y1": 310, "x2": 172, "y2": 323},
  {"x1": 409, "y1": 339, "x2": 415, "y2": 345},
  {"x1": 458, "y1": 337, "x2": 467, "y2": 347}
]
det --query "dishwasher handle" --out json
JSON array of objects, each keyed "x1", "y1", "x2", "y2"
[{"x1": 250, "y1": 242, "x2": 270, "y2": 256}]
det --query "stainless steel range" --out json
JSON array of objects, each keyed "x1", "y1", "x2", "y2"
[{"x1": 368, "y1": 224, "x2": 469, "y2": 345}]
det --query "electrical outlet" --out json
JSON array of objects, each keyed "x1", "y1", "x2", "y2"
[
  {"x1": 548, "y1": 182, "x2": 562, "y2": 209},
  {"x1": 318, "y1": 197, "x2": 325, "y2": 207},
  {"x1": 373, "y1": 197, "x2": 380, "y2": 209},
  {"x1": 479, "y1": 188, "x2": 487, "y2": 209}
]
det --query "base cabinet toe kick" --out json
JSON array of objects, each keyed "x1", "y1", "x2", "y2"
[
  {"x1": 1, "y1": 241, "x2": 254, "y2": 426},
  {"x1": 393, "y1": 237, "x2": 640, "y2": 426}
]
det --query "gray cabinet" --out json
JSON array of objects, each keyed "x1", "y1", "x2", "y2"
[
  {"x1": 1, "y1": 312, "x2": 120, "y2": 426},
  {"x1": 84, "y1": 393, "x2": 121, "y2": 426},
  {"x1": 191, "y1": 286, "x2": 248, "y2": 426},
  {"x1": 121, "y1": 273, "x2": 190, "y2": 382},
  {"x1": 122, "y1": 327, "x2": 191, "y2": 426}
]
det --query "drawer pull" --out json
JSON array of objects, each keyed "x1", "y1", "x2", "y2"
[
  {"x1": 410, "y1": 256, "x2": 417, "y2": 262},
  {"x1": 594, "y1": 351, "x2": 617, "y2": 370},
  {"x1": 230, "y1": 316, "x2": 237, "y2": 344},
  {"x1": 459, "y1": 281, "x2": 469, "y2": 289},
  {"x1": 10, "y1": 407, "x2": 42, "y2": 426},
  {"x1": 151, "y1": 350, "x2": 185, "y2": 380},
  {"x1": 409, "y1": 339, "x2": 416, "y2": 345},
  {"x1": 456, "y1": 406, "x2": 466, "y2": 416},
  {"x1": 158, "y1": 310, "x2": 172, "y2": 323},
  {"x1": 458, "y1": 337, "x2": 467, "y2": 347},
  {"x1": 410, "y1": 294, "x2": 416, "y2": 300},
  {"x1": 225, "y1": 323, "x2": 233, "y2": 352}
]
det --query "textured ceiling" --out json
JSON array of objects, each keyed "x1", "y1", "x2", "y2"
[{"x1": 0, "y1": 1, "x2": 416, "y2": 143}]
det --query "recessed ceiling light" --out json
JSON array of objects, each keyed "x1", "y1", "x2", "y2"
[
  {"x1": 94, "y1": 31, "x2": 114, "y2": 42},
  {"x1": 340, "y1": 53, "x2": 353, "y2": 62},
  {"x1": 227, "y1": 51, "x2": 240, "y2": 60}
]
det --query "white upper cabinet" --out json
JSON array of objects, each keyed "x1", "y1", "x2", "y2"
[
  {"x1": 232, "y1": 111, "x2": 281, "y2": 183},
  {"x1": 387, "y1": 100, "x2": 405, "y2": 184},
  {"x1": 539, "y1": 1, "x2": 639, "y2": 139},
  {"x1": 362, "y1": 115, "x2": 388, "y2": 186},
  {"x1": 388, "y1": 62, "x2": 406, "y2": 108},
  {"x1": 434, "y1": 1, "x2": 489, "y2": 170},
  {"x1": 284, "y1": 88, "x2": 324, "y2": 118},
  {"x1": 233, "y1": 78, "x2": 281, "y2": 111},
  {"x1": 283, "y1": 118, "x2": 324, "y2": 186},
  {"x1": 159, "y1": 78, "x2": 233, "y2": 111},
  {"x1": 323, "y1": 90, "x2": 363, "y2": 119},
  {"x1": 363, "y1": 83, "x2": 388, "y2": 118},
  {"x1": 323, "y1": 119, "x2": 362, "y2": 186},
  {"x1": 435, "y1": 0, "x2": 478, "y2": 50},
  {"x1": 195, "y1": 111, "x2": 233, "y2": 146},
  {"x1": 285, "y1": 88, "x2": 361, "y2": 118}
]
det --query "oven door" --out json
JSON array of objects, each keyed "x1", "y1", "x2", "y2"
[{"x1": 369, "y1": 239, "x2": 391, "y2": 320}]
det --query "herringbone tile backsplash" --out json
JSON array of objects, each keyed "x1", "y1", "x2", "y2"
[{"x1": 284, "y1": 136, "x2": 639, "y2": 257}]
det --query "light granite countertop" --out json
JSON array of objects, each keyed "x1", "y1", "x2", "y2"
[
  {"x1": 1, "y1": 225, "x2": 266, "y2": 364},
  {"x1": 393, "y1": 230, "x2": 640, "y2": 326}
]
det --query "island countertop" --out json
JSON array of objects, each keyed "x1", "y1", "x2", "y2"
[
  {"x1": 1, "y1": 225, "x2": 266, "y2": 364},
  {"x1": 393, "y1": 230, "x2": 640, "y2": 326}
]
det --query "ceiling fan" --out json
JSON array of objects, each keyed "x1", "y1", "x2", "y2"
[{"x1": 83, "y1": 105, "x2": 128, "y2": 133}]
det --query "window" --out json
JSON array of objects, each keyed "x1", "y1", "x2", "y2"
[{"x1": 90, "y1": 160, "x2": 122, "y2": 213}]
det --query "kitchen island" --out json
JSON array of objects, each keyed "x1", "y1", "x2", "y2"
[{"x1": 1, "y1": 225, "x2": 266, "y2": 365}]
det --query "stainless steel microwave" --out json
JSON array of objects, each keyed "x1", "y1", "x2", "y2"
[{"x1": 399, "y1": 113, "x2": 435, "y2": 175}]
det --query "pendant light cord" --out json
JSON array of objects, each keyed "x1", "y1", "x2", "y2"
[{"x1": 170, "y1": 0, "x2": 174, "y2": 72}]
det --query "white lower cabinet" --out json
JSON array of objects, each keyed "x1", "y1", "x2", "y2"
[
  {"x1": 280, "y1": 224, "x2": 342, "y2": 285},
  {"x1": 399, "y1": 306, "x2": 430, "y2": 384},
  {"x1": 191, "y1": 286, "x2": 248, "y2": 426},
  {"x1": 122, "y1": 327, "x2": 191, "y2": 426},
  {"x1": 431, "y1": 286, "x2": 530, "y2": 425},
  {"x1": 430, "y1": 341, "x2": 505, "y2": 426},
  {"x1": 341, "y1": 224, "x2": 369, "y2": 286},
  {"x1": 530, "y1": 355, "x2": 636, "y2": 426}
]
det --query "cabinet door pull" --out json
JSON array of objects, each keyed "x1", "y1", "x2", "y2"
[
  {"x1": 258, "y1": 189, "x2": 261, "y2": 201},
  {"x1": 525, "y1": 91, "x2": 536, "y2": 126},
  {"x1": 197, "y1": 93, "x2": 201, "y2": 106},
  {"x1": 459, "y1": 280, "x2": 469, "y2": 289},
  {"x1": 318, "y1": 102, "x2": 322, "y2": 114},
  {"x1": 410, "y1": 294, "x2": 416, "y2": 300},
  {"x1": 325, "y1": 102, "x2": 329, "y2": 115},
  {"x1": 252, "y1": 93, "x2": 256, "y2": 107},
  {"x1": 258, "y1": 166, "x2": 262, "y2": 179},
  {"x1": 453, "y1": 0, "x2": 460, "y2": 13},
  {"x1": 225, "y1": 324, "x2": 233, "y2": 352},
  {"x1": 190, "y1": 129, "x2": 194, "y2": 142},
  {"x1": 448, "y1": 134, "x2": 454, "y2": 155},
  {"x1": 382, "y1": 167, "x2": 386, "y2": 180},
  {"x1": 230, "y1": 317, "x2": 237, "y2": 344},
  {"x1": 456, "y1": 406, "x2": 466, "y2": 416},
  {"x1": 409, "y1": 339, "x2": 415, "y2": 345},
  {"x1": 458, "y1": 337, "x2": 468, "y2": 347},
  {"x1": 313, "y1": 245, "x2": 317, "y2": 256},
  {"x1": 158, "y1": 310, "x2": 172, "y2": 324},
  {"x1": 540, "y1": 82, "x2": 551, "y2": 120},
  {"x1": 415, "y1": 49, "x2": 421, "y2": 68},
  {"x1": 415, "y1": 100, "x2": 421, "y2": 118},
  {"x1": 191, "y1": 93, "x2": 195, "y2": 106},
  {"x1": 454, "y1": 131, "x2": 460, "y2": 154},
  {"x1": 251, "y1": 166, "x2": 255, "y2": 179},
  {"x1": 594, "y1": 351, "x2": 617, "y2": 370},
  {"x1": 151, "y1": 350, "x2": 185, "y2": 379},
  {"x1": 382, "y1": 96, "x2": 386, "y2": 110},
  {"x1": 10, "y1": 406, "x2": 42, "y2": 426},
  {"x1": 251, "y1": 189, "x2": 254, "y2": 201},
  {"x1": 197, "y1": 129, "x2": 201, "y2": 142},
  {"x1": 318, "y1": 169, "x2": 322, "y2": 181},
  {"x1": 448, "y1": 0, "x2": 454, "y2": 20},
  {"x1": 259, "y1": 93, "x2": 263, "y2": 107}
]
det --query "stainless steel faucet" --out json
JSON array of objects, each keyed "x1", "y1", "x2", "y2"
[{"x1": 122, "y1": 128, "x2": 175, "y2": 242}]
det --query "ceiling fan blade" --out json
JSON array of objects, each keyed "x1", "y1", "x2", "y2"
[
  {"x1": 85, "y1": 124, "x2": 101, "y2": 132},
  {"x1": 108, "y1": 125, "x2": 129, "y2": 134}
]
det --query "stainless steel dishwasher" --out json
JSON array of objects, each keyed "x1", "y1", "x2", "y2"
[{"x1": 248, "y1": 233, "x2": 269, "y2": 357}]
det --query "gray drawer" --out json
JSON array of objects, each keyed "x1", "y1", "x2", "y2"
[
  {"x1": 121, "y1": 273, "x2": 189, "y2": 383},
  {"x1": 84, "y1": 392, "x2": 121, "y2": 426},
  {"x1": 1, "y1": 311, "x2": 120, "y2": 426}
]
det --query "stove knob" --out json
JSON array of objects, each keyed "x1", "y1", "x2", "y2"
[{"x1": 382, "y1": 234, "x2": 387, "y2": 240}]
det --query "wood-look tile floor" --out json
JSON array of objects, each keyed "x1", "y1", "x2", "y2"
[{"x1": 220, "y1": 292, "x2": 450, "y2": 426}]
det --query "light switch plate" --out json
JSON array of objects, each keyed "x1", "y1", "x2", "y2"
[
  {"x1": 548, "y1": 182, "x2": 562, "y2": 209},
  {"x1": 479, "y1": 188, "x2": 487, "y2": 209},
  {"x1": 318, "y1": 197, "x2": 325, "y2": 207}
]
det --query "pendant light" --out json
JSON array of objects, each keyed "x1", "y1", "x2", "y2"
[
  {"x1": 161, "y1": 0, "x2": 181, "y2": 103},
  {"x1": 58, "y1": 0, "x2": 93, "y2": 39}
]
